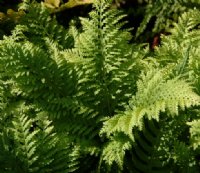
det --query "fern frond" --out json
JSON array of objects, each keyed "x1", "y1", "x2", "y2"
[
  {"x1": 35, "y1": 117, "x2": 79, "y2": 173},
  {"x1": 101, "y1": 68, "x2": 200, "y2": 140},
  {"x1": 18, "y1": 2, "x2": 73, "y2": 49},
  {"x1": 136, "y1": 0, "x2": 200, "y2": 38},
  {"x1": 101, "y1": 133, "x2": 132, "y2": 170},
  {"x1": 188, "y1": 119, "x2": 200, "y2": 150},
  {"x1": 73, "y1": 0, "x2": 143, "y2": 116},
  {"x1": 0, "y1": 39, "x2": 79, "y2": 119},
  {"x1": 155, "y1": 9, "x2": 200, "y2": 93},
  {"x1": 10, "y1": 104, "x2": 79, "y2": 173},
  {"x1": 12, "y1": 106, "x2": 40, "y2": 172},
  {"x1": 126, "y1": 114, "x2": 200, "y2": 173}
]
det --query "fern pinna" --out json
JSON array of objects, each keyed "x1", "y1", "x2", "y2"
[{"x1": 0, "y1": 0, "x2": 200, "y2": 172}]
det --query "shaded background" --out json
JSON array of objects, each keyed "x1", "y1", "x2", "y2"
[{"x1": 0, "y1": 0, "x2": 150, "y2": 42}]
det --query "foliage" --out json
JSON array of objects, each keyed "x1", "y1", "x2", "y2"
[
  {"x1": 136, "y1": 0, "x2": 200, "y2": 40},
  {"x1": 0, "y1": 0, "x2": 199, "y2": 172}
]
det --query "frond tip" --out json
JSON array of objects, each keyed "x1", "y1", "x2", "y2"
[{"x1": 101, "y1": 68, "x2": 200, "y2": 140}]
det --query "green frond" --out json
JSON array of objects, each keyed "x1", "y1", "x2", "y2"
[
  {"x1": 125, "y1": 114, "x2": 200, "y2": 173},
  {"x1": 10, "y1": 103, "x2": 39, "y2": 172},
  {"x1": 123, "y1": 119, "x2": 170, "y2": 173},
  {"x1": 101, "y1": 133, "x2": 132, "y2": 170},
  {"x1": 9, "y1": 104, "x2": 79, "y2": 173},
  {"x1": 18, "y1": 2, "x2": 73, "y2": 49},
  {"x1": 73, "y1": 0, "x2": 143, "y2": 117},
  {"x1": 101, "y1": 68, "x2": 200, "y2": 140},
  {"x1": 170, "y1": 9, "x2": 200, "y2": 43},
  {"x1": 12, "y1": 113, "x2": 39, "y2": 172},
  {"x1": 155, "y1": 9, "x2": 200, "y2": 93},
  {"x1": 188, "y1": 119, "x2": 200, "y2": 150},
  {"x1": 35, "y1": 119, "x2": 78, "y2": 173},
  {"x1": 136, "y1": 0, "x2": 200, "y2": 38},
  {"x1": 0, "y1": 39, "x2": 79, "y2": 119}
]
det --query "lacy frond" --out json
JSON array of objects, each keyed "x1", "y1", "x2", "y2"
[{"x1": 101, "y1": 68, "x2": 200, "y2": 140}]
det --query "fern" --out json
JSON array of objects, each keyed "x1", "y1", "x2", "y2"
[
  {"x1": 136, "y1": 0, "x2": 200, "y2": 39},
  {"x1": 102, "y1": 133, "x2": 132, "y2": 170},
  {"x1": 0, "y1": 0, "x2": 200, "y2": 172},
  {"x1": 188, "y1": 119, "x2": 200, "y2": 150},
  {"x1": 12, "y1": 109, "x2": 40, "y2": 172},
  {"x1": 101, "y1": 68, "x2": 200, "y2": 139},
  {"x1": 18, "y1": 1, "x2": 74, "y2": 49},
  {"x1": 72, "y1": 0, "x2": 148, "y2": 121},
  {"x1": 126, "y1": 115, "x2": 199, "y2": 173},
  {"x1": 0, "y1": 102, "x2": 79, "y2": 172},
  {"x1": 123, "y1": 8, "x2": 200, "y2": 173},
  {"x1": 155, "y1": 9, "x2": 200, "y2": 93}
]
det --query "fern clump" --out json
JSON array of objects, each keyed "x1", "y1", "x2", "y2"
[{"x1": 0, "y1": 0, "x2": 199, "y2": 172}]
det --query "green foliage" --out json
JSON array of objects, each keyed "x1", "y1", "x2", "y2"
[
  {"x1": 0, "y1": 0, "x2": 200, "y2": 172},
  {"x1": 136, "y1": 0, "x2": 200, "y2": 39},
  {"x1": 101, "y1": 68, "x2": 200, "y2": 139},
  {"x1": 0, "y1": 102, "x2": 79, "y2": 172},
  {"x1": 188, "y1": 119, "x2": 200, "y2": 150},
  {"x1": 127, "y1": 7, "x2": 200, "y2": 173},
  {"x1": 155, "y1": 9, "x2": 200, "y2": 94}
]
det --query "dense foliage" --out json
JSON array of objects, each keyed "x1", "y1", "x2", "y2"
[{"x1": 0, "y1": 0, "x2": 200, "y2": 172}]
